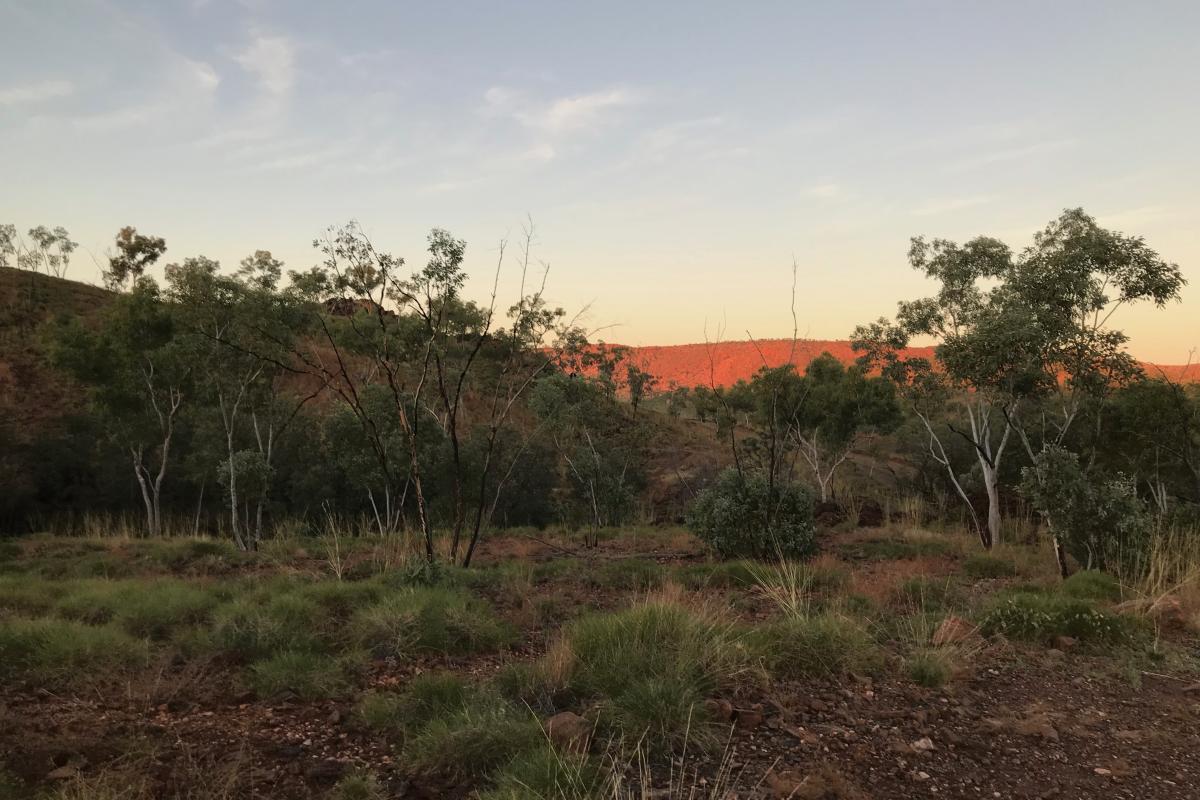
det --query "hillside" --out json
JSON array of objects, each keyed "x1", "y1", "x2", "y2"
[{"x1": 615, "y1": 338, "x2": 1196, "y2": 388}]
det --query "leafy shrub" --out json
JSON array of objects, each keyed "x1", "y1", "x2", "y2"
[
  {"x1": 980, "y1": 593, "x2": 1134, "y2": 645},
  {"x1": 247, "y1": 650, "x2": 363, "y2": 699},
  {"x1": 1060, "y1": 570, "x2": 1122, "y2": 602},
  {"x1": 749, "y1": 614, "x2": 880, "y2": 678},
  {"x1": 0, "y1": 618, "x2": 149, "y2": 686},
  {"x1": 1022, "y1": 446, "x2": 1151, "y2": 574},
  {"x1": 963, "y1": 554, "x2": 1018, "y2": 579},
  {"x1": 351, "y1": 587, "x2": 514, "y2": 658},
  {"x1": 686, "y1": 469, "x2": 816, "y2": 560}
]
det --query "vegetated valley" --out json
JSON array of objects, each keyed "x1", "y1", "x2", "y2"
[{"x1": 1, "y1": 211, "x2": 1198, "y2": 800}]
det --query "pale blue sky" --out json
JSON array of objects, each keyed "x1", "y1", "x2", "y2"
[{"x1": 2, "y1": 0, "x2": 1198, "y2": 360}]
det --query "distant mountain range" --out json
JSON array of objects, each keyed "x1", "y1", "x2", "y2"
[{"x1": 608, "y1": 338, "x2": 1196, "y2": 388}]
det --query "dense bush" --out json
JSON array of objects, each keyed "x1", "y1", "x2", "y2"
[
  {"x1": 1022, "y1": 446, "x2": 1151, "y2": 574},
  {"x1": 686, "y1": 469, "x2": 817, "y2": 560},
  {"x1": 979, "y1": 592, "x2": 1135, "y2": 645}
]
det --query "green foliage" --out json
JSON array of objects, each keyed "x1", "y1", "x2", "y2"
[
  {"x1": 211, "y1": 593, "x2": 325, "y2": 659},
  {"x1": 979, "y1": 592, "x2": 1134, "y2": 645},
  {"x1": 403, "y1": 705, "x2": 544, "y2": 780},
  {"x1": 479, "y1": 746, "x2": 604, "y2": 800},
  {"x1": 350, "y1": 587, "x2": 514, "y2": 658},
  {"x1": 53, "y1": 579, "x2": 217, "y2": 639},
  {"x1": 554, "y1": 601, "x2": 755, "y2": 752},
  {"x1": 247, "y1": 650, "x2": 364, "y2": 699},
  {"x1": 1022, "y1": 445, "x2": 1151, "y2": 574},
  {"x1": 672, "y1": 560, "x2": 760, "y2": 590},
  {"x1": 749, "y1": 614, "x2": 880, "y2": 678},
  {"x1": 0, "y1": 618, "x2": 149, "y2": 686},
  {"x1": 904, "y1": 649, "x2": 954, "y2": 687},
  {"x1": 686, "y1": 469, "x2": 816, "y2": 560},
  {"x1": 1060, "y1": 570, "x2": 1122, "y2": 602},
  {"x1": 330, "y1": 772, "x2": 385, "y2": 800},
  {"x1": 586, "y1": 558, "x2": 664, "y2": 591},
  {"x1": 893, "y1": 577, "x2": 961, "y2": 611},
  {"x1": 963, "y1": 553, "x2": 1018, "y2": 579}
]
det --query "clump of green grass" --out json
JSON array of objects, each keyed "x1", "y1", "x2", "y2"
[
  {"x1": 330, "y1": 772, "x2": 384, "y2": 800},
  {"x1": 296, "y1": 579, "x2": 384, "y2": 617},
  {"x1": 478, "y1": 745, "x2": 604, "y2": 800},
  {"x1": 0, "y1": 574, "x2": 70, "y2": 614},
  {"x1": 1060, "y1": 570, "x2": 1122, "y2": 602},
  {"x1": 53, "y1": 579, "x2": 218, "y2": 639},
  {"x1": 550, "y1": 598, "x2": 757, "y2": 753},
  {"x1": 143, "y1": 538, "x2": 242, "y2": 573},
  {"x1": 0, "y1": 618, "x2": 149, "y2": 687},
  {"x1": 247, "y1": 650, "x2": 365, "y2": 699},
  {"x1": 586, "y1": 559, "x2": 665, "y2": 591},
  {"x1": 892, "y1": 577, "x2": 960, "y2": 612},
  {"x1": 749, "y1": 614, "x2": 880, "y2": 678},
  {"x1": 351, "y1": 587, "x2": 514, "y2": 658},
  {"x1": 672, "y1": 560, "x2": 759, "y2": 590},
  {"x1": 904, "y1": 648, "x2": 955, "y2": 687},
  {"x1": 839, "y1": 537, "x2": 956, "y2": 561},
  {"x1": 211, "y1": 593, "x2": 326, "y2": 659},
  {"x1": 963, "y1": 554, "x2": 1019, "y2": 580},
  {"x1": 404, "y1": 705, "x2": 545, "y2": 781},
  {"x1": 359, "y1": 672, "x2": 476, "y2": 734},
  {"x1": 979, "y1": 592, "x2": 1137, "y2": 645}
]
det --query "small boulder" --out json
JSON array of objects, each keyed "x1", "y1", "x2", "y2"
[{"x1": 544, "y1": 711, "x2": 592, "y2": 753}]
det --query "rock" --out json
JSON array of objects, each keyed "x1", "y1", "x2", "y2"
[
  {"x1": 327, "y1": 708, "x2": 342, "y2": 725},
  {"x1": 858, "y1": 501, "x2": 885, "y2": 528},
  {"x1": 911, "y1": 737, "x2": 936, "y2": 752},
  {"x1": 304, "y1": 760, "x2": 346, "y2": 782},
  {"x1": 1094, "y1": 767, "x2": 1112, "y2": 776},
  {"x1": 704, "y1": 697, "x2": 735, "y2": 722},
  {"x1": 932, "y1": 615, "x2": 976, "y2": 646},
  {"x1": 735, "y1": 707, "x2": 764, "y2": 731},
  {"x1": 544, "y1": 711, "x2": 592, "y2": 753},
  {"x1": 766, "y1": 765, "x2": 868, "y2": 799},
  {"x1": 1013, "y1": 715, "x2": 1059, "y2": 741},
  {"x1": 46, "y1": 766, "x2": 78, "y2": 781}
]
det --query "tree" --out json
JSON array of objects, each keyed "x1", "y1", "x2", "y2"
[
  {"x1": 531, "y1": 372, "x2": 644, "y2": 545},
  {"x1": 105, "y1": 226, "x2": 167, "y2": 291},
  {"x1": 48, "y1": 278, "x2": 192, "y2": 536},
  {"x1": 854, "y1": 208, "x2": 1183, "y2": 556},
  {"x1": 784, "y1": 353, "x2": 900, "y2": 502},
  {"x1": 25, "y1": 226, "x2": 77, "y2": 279},
  {"x1": 625, "y1": 363, "x2": 657, "y2": 417}
]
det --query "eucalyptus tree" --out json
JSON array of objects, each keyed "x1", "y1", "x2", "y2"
[
  {"x1": 48, "y1": 277, "x2": 192, "y2": 536},
  {"x1": 166, "y1": 251, "x2": 317, "y2": 549},
  {"x1": 286, "y1": 221, "x2": 567, "y2": 565},
  {"x1": 104, "y1": 226, "x2": 167, "y2": 291},
  {"x1": 854, "y1": 208, "x2": 1184, "y2": 557}
]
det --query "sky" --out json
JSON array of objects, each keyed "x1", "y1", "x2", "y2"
[{"x1": 1, "y1": 0, "x2": 1198, "y2": 363}]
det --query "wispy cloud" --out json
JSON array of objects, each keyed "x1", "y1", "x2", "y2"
[
  {"x1": 806, "y1": 183, "x2": 842, "y2": 199},
  {"x1": 235, "y1": 35, "x2": 296, "y2": 96},
  {"x1": 485, "y1": 86, "x2": 642, "y2": 135},
  {"x1": 912, "y1": 195, "x2": 994, "y2": 216},
  {"x1": 947, "y1": 139, "x2": 1076, "y2": 172},
  {"x1": 0, "y1": 79, "x2": 74, "y2": 107}
]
